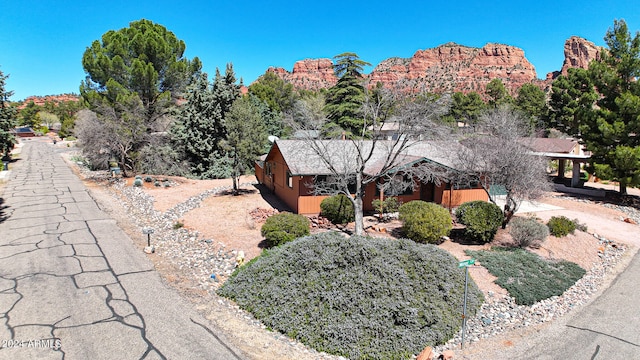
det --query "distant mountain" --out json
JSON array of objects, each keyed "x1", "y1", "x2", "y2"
[
  {"x1": 17, "y1": 94, "x2": 80, "y2": 109},
  {"x1": 265, "y1": 37, "x2": 600, "y2": 96}
]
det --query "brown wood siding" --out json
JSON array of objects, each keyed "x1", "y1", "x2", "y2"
[
  {"x1": 440, "y1": 188, "x2": 489, "y2": 209},
  {"x1": 268, "y1": 147, "x2": 299, "y2": 213},
  {"x1": 255, "y1": 162, "x2": 264, "y2": 184}
]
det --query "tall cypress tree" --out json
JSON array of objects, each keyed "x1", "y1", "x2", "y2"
[{"x1": 323, "y1": 53, "x2": 371, "y2": 137}]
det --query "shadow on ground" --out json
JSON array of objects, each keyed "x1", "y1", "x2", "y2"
[
  {"x1": 0, "y1": 197, "x2": 9, "y2": 223},
  {"x1": 253, "y1": 184, "x2": 294, "y2": 213}
]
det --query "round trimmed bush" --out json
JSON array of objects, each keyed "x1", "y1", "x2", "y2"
[
  {"x1": 320, "y1": 194, "x2": 355, "y2": 224},
  {"x1": 455, "y1": 201, "x2": 503, "y2": 243},
  {"x1": 218, "y1": 232, "x2": 484, "y2": 359},
  {"x1": 547, "y1": 216, "x2": 576, "y2": 237},
  {"x1": 509, "y1": 217, "x2": 549, "y2": 248},
  {"x1": 261, "y1": 212, "x2": 310, "y2": 247},
  {"x1": 399, "y1": 201, "x2": 452, "y2": 244}
]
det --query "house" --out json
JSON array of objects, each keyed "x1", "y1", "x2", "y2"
[
  {"x1": 255, "y1": 139, "x2": 488, "y2": 215},
  {"x1": 12, "y1": 127, "x2": 35, "y2": 138},
  {"x1": 523, "y1": 138, "x2": 591, "y2": 187}
]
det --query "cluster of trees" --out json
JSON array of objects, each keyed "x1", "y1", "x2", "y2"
[
  {"x1": 548, "y1": 19, "x2": 640, "y2": 194},
  {"x1": 3, "y1": 18, "x2": 632, "y2": 227},
  {"x1": 15, "y1": 97, "x2": 84, "y2": 137}
]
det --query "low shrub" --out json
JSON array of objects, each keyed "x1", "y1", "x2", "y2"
[
  {"x1": 547, "y1": 216, "x2": 577, "y2": 237},
  {"x1": 466, "y1": 248, "x2": 585, "y2": 306},
  {"x1": 371, "y1": 197, "x2": 400, "y2": 214},
  {"x1": 509, "y1": 217, "x2": 549, "y2": 248},
  {"x1": 573, "y1": 218, "x2": 588, "y2": 232},
  {"x1": 261, "y1": 212, "x2": 310, "y2": 247},
  {"x1": 218, "y1": 233, "x2": 484, "y2": 359},
  {"x1": 320, "y1": 194, "x2": 355, "y2": 224},
  {"x1": 399, "y1": 201, "x2": 452, "y2": 244},
  {"x1": 455, "y1": 201, "x2": 503, "y2": 243}
]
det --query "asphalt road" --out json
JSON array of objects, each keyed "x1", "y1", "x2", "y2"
[{"x1": 0, "y1": 141, "x2": 244, "y2": 359}]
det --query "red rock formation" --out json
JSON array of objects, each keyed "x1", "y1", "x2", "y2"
[
  {"x1": 559, "y1": 36, "x2": 600, "y2": 76},
  {"x1": 267, "y1": 58, "x2": 337, "y2": 90},
  {"x1": 267, "y1": 37, "x2": 599, "y2": 96},
  {"x1": 371, "y1": 43, "x2": 537, "y2": 95},
  {"x1": 18, "y1": 94, "x2": 80, "y2": 109}
]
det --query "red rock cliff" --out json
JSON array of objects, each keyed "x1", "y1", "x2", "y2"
[{"x1": 267, "y1": 58, "x2": 337, "y2": 90}]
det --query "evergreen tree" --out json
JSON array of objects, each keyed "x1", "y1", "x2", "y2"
[
  {"x1": 486, "y1": 79, "x2": 512, "y2": 108},
  {"x1": 248, "y1": 71, "x2": 297, "y2": 114},
  {"x1": 0, "y1": 70, "x2": 17, "y2": 158},
  {"x1": 172, "y1": 65, "x2": 241, "y2": 179},
  {"x1": 222, "y1": 95, "x2": 268, "y2": 193},
  {"x1": 583, "y1": 19, "x2": 640, "y2": 194},
  {"x1": 547, "y1": 19, "x2": 640, "y2": 194},
  {"x1": 547, "y1": 67, "x2": 598, "y2": 135},
  {"x1": 449, "y1": 91, "x2": 486, "y2": 125},
  {"x1": 323, "y1": 53, "x2": 371, "y2": 137},
  {"x1": 81, "y1": 19, "x2": 201, "y2": 122},
  {"x1": 515, "y1": 83, "x2": 547, "y2": 126}
]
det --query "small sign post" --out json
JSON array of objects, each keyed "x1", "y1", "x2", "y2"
[{"x1": 458, "y1": 258, "x2": 475, "y2": 349}]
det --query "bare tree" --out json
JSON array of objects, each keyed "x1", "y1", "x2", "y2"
[
  {"x1": 75, "y1": 95, "x2": 148, "y2": 176},
  {"x1": 288, "y1": 89, "x2": 453, "y2": 235},
  {"x1": 454, "y1": 105, "x2": 551, "y2": 227}
]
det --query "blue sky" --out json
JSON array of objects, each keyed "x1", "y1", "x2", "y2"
[{"x1": 1, "y1": 0, "x2": 638, "y2": 101}]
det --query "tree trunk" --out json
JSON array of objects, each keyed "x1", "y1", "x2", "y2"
[
  {"x1": 354, "y1": 196, "x2": 364, "y2": 236},
  {"x1": 501, "y1": 195, "x2": 516, "y2": 229},
  {"x1": 620, "y1": 179, "x2": 628, "y2": 195}
]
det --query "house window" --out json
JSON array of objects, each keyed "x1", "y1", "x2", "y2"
[
  {"x1": 265, "y1": 162, "x2": 275, "y2": 176},
  {"x1": 376, "y1": 174, "x2": 414, "y2": 196},
  {"x1": 446, "y1": 180, "x2": 479, "y2": 190},
  {"x1": 287, "y1": 171, "x2": 293, "y2": 188}
]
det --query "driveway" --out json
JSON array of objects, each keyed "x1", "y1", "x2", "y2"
[{"x1": 0, "y1": 141, "x2": 244, "y2": 359}]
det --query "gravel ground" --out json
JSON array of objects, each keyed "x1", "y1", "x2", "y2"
[{"x1": 67, "y1": 158, "x2": 637, "y2": 360}]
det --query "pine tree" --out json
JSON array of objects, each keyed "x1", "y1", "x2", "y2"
[
  {"x1": 323, "y1": 53, "x2": 371, "y2": 137},
  {"x1": 0, "y1": 70, "x2": 17, "y2": 158}
]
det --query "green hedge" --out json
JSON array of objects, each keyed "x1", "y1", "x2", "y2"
[
  {"x1": 219, "y1": 233, "x2": 484, "y2": 359},
  {"x1": 261, "y1": 212, "x2": 310, "y2": 247},
  {"x1": 455, "y1": 201, "x2": 503, "y2": 243},
  {"x1": 320, "y1": 194, "x2": 355, "y2": 224},
  {"x1": 399, "y1": 201, "x2": 452, "y2": 244}
]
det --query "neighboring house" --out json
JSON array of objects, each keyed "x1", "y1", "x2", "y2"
[
  {"x1": 524, "y1": 137, "x2": 591, "y2": 187},
  {"x1": 255, "y1": 139, "x2": 488, "y2": 215},
  {"x1": 12, "y1": 127, "x2": 35, "y2": 138}
]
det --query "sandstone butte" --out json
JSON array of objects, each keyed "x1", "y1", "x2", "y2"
[
  {"x1": 266, "y1": 36, "x2": 601, "y2": 97},
  {"x1": 18, "y1": 94, "x2": 80, "y2": 109}
]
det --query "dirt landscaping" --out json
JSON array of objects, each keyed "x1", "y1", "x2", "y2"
[{"x1": 74, "y1": 165, "x2": 639, "y2": 360}]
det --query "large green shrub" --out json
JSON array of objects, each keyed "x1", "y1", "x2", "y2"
[
  {"x1": 261, "y1": 212, "x2": 310, "y2": 247},
  {"x1": 320, "y1": 194, "x2": 355, "y2": 224},
  {"x1": 509, "y1": 217, "x2": 549, "y2": 248},
  {"x1": 218, "y1": 233, "x2": 484, "y2": 359},
  {"x1": 399, "y1": 201, "x2": 452, "y2": 244},
  {"x1": 371, "y1": 197, "x2": 400, "y2": 214},
  {"x1": 466, "y1": 248, "x2": 585, "y2": 306},
  {"x1": 455, "y1": 201, "x2": 503, "y2": 243},
  {"x1": 547, "y1": 216, "x2": 577, "y2": 237}
]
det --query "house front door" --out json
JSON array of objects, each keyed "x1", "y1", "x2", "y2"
[{"x1": 421, "y1": 182, "x2": 435, "y2": 202}]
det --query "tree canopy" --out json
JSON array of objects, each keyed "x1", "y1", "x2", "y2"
[
  {"x1": 549, "y1": 19, "x2": 640, "y2": 194},
  {"x1": 0, "y1": 70, "x2": 17, "y2": 157},
  {"x1": 323, "y1": 53, "x2": 371, "y2": 137},
  {"x1": 81, "y1": 19, "x2": 201, "y2": 121}
]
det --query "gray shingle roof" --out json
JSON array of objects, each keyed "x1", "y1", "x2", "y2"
[{"x1": 271, "y1": 139, "x2": 460, "y2": 176}]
